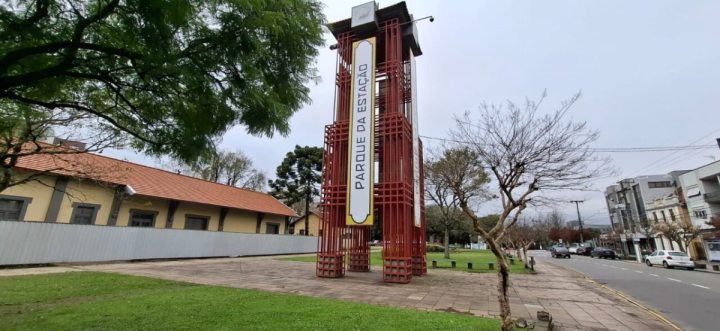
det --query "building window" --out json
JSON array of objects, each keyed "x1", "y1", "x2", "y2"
[
  {"x1": 652, "y1": 212, "x2": 658, "y2": 222},
  {"x1": 129, "y1": 209, "x2": 157, "y2": 227},
  {"x1": 0, "y1": 195, "x2": 32, "y2": 221},
  {"x1": 70, "y1": 203, "x2": 100, "y2": 225},
  {"x1": 185, "y1": 215, "x2": 209, "y2": 230},
  {"x1": 648, "y1": 181, "x2": 672, "y2": 188},
  {"x1": 693, "y1": 209, "x2": 708, "y2": 219},
  {"x1": 660, "y1": 210, "x2": 667, "y2": 222},
  {"x1": 266, "y1": 223, "x2": 280, "y2": 234},
  {"x1": 669, "y1": 209, "x2": 675, "y2": 222}
]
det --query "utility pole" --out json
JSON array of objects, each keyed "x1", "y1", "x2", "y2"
[{"x1": 570, "y1": 200, "x2": 585, "y2": 243}]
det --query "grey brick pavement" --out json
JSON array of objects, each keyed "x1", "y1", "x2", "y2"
[{"x1": 63, "y1": 255, "x2": 676, "y2": 331}]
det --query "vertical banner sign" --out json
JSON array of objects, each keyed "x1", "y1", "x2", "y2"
[
  {"x1": 346, "y1": 37, "x2": 376, "y2": 226},
  {"x1": 411, "y1": 51, "x2": 421, "y2": 228}
]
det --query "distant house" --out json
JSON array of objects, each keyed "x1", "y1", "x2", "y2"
[
  {"x1": 1, "y1": 150, "x2": 297, "y2": 234},
  {"x1": 289, "y1": 211, "x2": 321, "y2": 236}
]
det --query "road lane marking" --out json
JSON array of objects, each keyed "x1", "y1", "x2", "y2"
[
  {"x1": 650, "y1": 274, "x2": 659, "y2": 277},
  {"x1": 667, "y1": 278, "x2": 682, "y2": 282},
  {"x1": 634, "y1": 270, "x2": 643, "y2": 274},
  {"x1": 692, "y1": 284, "x2": 710, "y2": 289},
  {"x1": 601, "y1": 264, "x2": 607, "y2": 266},
  {"x1": 620, "y1": 268, "x2": 628, "y2": 270}
]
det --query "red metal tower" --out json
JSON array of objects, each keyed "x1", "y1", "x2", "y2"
[{"x1": 316, "y1": 1, "x2": 427, "y2": 283}]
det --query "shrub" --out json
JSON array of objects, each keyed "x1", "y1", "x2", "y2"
[{"x1": 427, "y1": 244, "x2": 445, "y2": 252}]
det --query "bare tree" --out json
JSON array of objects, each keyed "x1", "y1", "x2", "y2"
[
  {"x1": 504, "y1": 219, "x2": 536, "y2": 265},
  {"x1": 707, "y1": 213, "x2": 720, "y2": 237},
  {"x1": 447, "y1": 91, "x2": 610, "y2": 331},
  {"x1": 654, "y1": 220, "x2": 701, "y2": 253},
  {"x1": 186, "y1": 150, "x2": 267, "y2": 191},
  {"x1": 639, "y1": 218, "x2": 657, "y2": 251},
  {"x1": 425, "y1": 148, "x2": 490, "y2": 258},
  {"x1": 1, "y1": 108, "x2": 120, "y2": 192}
]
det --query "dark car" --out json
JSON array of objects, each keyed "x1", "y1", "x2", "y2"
[
  {"x1": 577, "y1": 246, "x2": 594, "y2": 256},
  {"x1": 550, "y1": 246, "x2": 571, "y2": 258},
  {"x1": 591, "y1": 247, "x2": 617, "y2": 259}
]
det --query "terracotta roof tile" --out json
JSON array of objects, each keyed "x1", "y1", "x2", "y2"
[{"x1": 14, "y1": 150, "x2": 297, "y2": 217}]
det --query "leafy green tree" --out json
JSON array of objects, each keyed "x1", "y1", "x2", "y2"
[
  {"x1": 269, "y1": 145, "x2": 322, "y2": 235},
  {"x1": 0, "y1": 0, "x2": 325, "y2": 192}
]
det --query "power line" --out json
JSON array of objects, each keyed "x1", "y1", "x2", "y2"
[
  {"x1": 627, "y1": 127, "x2": 720, "y2": 177},
  {"x1": 418, "y1": 134, "x2": 717, "y2": 153}
]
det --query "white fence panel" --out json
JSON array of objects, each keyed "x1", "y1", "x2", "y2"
[{"x1": 0, "y1": 221, "x2": 316, "y2": 265}]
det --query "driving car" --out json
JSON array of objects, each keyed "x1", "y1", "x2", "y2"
[
  {"x1": 550, "y1": 246, "x2": 571, "y2": 258},
  {"x1": 591, "y1": 247, "x2": 617, "y2": 259},
  {"x1": 645, "y1": 250, "x2": 695, "y2": 270}
]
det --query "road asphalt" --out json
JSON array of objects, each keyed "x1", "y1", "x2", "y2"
[{"x1": 535, "y1": 251, "x2": 719, "y2": 331}]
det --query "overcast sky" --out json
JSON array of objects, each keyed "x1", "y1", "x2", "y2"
[{"x1": 107, "y1": 0, "x2": 720, "y2": 225}]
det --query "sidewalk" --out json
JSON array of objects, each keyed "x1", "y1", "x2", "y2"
[{"x1": 12, "y1": 256, "x2": 665, "y2": 331}]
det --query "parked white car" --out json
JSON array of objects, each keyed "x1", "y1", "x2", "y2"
[
  {"x1": 645, "y1": 250, "x2": 695, "y2": 270},
  {"x1": 568, "y1": 244, "x2": 580, "y2": 254}
]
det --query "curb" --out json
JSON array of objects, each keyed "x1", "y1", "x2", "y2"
[
  {"x1": 536, "y1": 257, "x2": 682, "y2": 331},
  {"x1": 692, "y1": 268, "x2": 720, "y2": 274},
  {"x1": 620, "y1": 258, "x2": 720, "y2": 275}
]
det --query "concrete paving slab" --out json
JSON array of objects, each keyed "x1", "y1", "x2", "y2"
[{"x1": 3, "y1": 254, "x2": 676, "y2": 330}]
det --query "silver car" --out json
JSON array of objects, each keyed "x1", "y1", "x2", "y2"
[{"x1": 645, "y1": 250, "x2": 695, "y2": 270}]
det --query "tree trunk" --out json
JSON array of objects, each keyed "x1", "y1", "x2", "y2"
[
  {"x1": 304, "y1": 189, "x2": 310, "y2": 236},
  {"x1": 486, "y1": 237, "x2": 513, "y2": 331},
  {"x1": 444, "y1": 226, "x2": 450, "y2": 259},
  {"x1": 522, "y1": 247, "x2": 528, "y2": 266}
]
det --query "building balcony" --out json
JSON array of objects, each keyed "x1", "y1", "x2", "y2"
[{"x1": 704, "y1": 191, "x2": 720, "y2": 203}]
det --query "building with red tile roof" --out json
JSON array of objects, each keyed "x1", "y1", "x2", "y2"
[{"x1": 2, "y1": 149, "x2": 296, "y2": 234}]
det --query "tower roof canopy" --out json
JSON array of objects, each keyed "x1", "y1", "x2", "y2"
[{"x1": 327, "y1": 1, "x2": 422, "y2": 56}]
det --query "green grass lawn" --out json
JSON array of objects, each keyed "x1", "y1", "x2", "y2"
[
  {"x1": 0, "y1": 272, "x2": 499, "y2": 331},
  {"x1": 284, "y1": 249, "x2": 529, "y2": 274}
]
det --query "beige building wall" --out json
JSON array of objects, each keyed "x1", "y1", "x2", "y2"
[
  {"x1": 223, "y1": 209, "x2": 260, "y2": 233},
  {"x1": 0, "y1": 173, "x2": 56, "y2": 222},
  {"x1": 293, "y1": 213, "x2": 320, "y2": 236},
  {"x1": 171, "y1": 201, "x2": 221, "y2": 231},
  {"x1": 262, "y1": 214, "x2": 287, "y2": 234},
  {"x1": 4, "y1": 172, "x2": 291, "y2": 234},
  {"x1": 116, "y1": 195, "x2": 170, "y2": 228},
  {"x1": 57, "y1": 178, "x2": 115, "y2": 224}
]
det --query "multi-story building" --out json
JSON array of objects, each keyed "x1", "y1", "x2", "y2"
[
  {"x1": 678, "y1": 160, "x2": 720, "y2": 263},
  {"x1": 604, "y1": 173, "x2": 683, "y2": 260}
]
